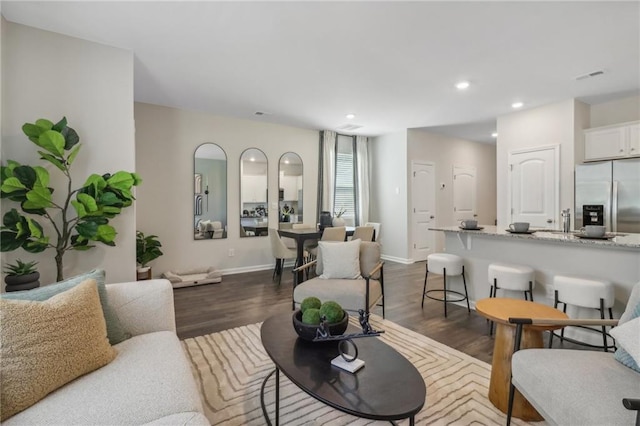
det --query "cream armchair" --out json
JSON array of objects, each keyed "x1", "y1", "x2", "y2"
[{"x1": 292, "y1": 240, "x2": 385, "y2": 318}]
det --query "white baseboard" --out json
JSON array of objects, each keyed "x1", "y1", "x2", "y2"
[
  {"x1": 380, "y1": 254, "x2": 413, "y2": 264},
  {"x1": 218, "y1": 264, "x2": 273, "y2": 276}
]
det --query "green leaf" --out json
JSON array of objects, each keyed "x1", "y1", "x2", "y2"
[
  {"x1": 23, "y1": 239, "x2": 48, "y2": 253},
  {"x1": 35, "y1": 119, "x2": 54, "y2": 130},
  {"x1": 99, "y1": 192, "x2": 119, "y2": 206},
  {"x1": 37, "y1": 130, "x2": 65, "y2": 157},
  {"x1": 15, "y1": 220, "x2": 26, "y2": 238},
  {"x1": 67, "y1": 144, "x2": 81, "y2": 165},
  {"x1": 83, "y1": 174, "x2": 107, "y2": 191},
  {"x1": 75, "y1": 221, "x2": 98, "y2": 239},
  {"x1": 13, "y1": 166, "x2": 37, "y2": 188},
  {"x1": 77, "y1": 193, "x2": 98, "y2": 212},
  {"x1": 107, "y1": 171, "x2": 135, "y2": 191},
  {"x1": 26, "y1": 218, "x2": 43, "y2": 238},
  {"x1": 3, "y1": 209, "x2": 23, "y2": 229},
  {"x1": 33, "y1": 166, "x2": 50, "y2": 188},
  {"x1": 0, "y1": 231, "x2": 24, "y2": 251},
  {"x1": 96, "y1": 224, "x2": 117, "y2": 243},
  {"x1": 22, "y1": 123, "x2": 44, "y2": 139},
  {"x1": 37, "y1": 151, "x2": 66, "y2": 171},
  {"x1": 52, "y1": 117, "x2": 67, "y2": 132},
  {"x1": 71, "y1": 200, "x2": 87, "y2": 218},
  {"x1": 23, "y1": 187, "x2": 53, "y2": 209},
  {"x1": 1, "y1": 177, "x2": 27, "y2": 194},
  {"x1": 102, "y1": 206, "x2": 121, "y2": 215},
  {"x1": 131, "y1": 173, "x2": 143, "y2": 186},
  {"x1": 62, "y1": 127, "x2": 80, "y2": 150}
]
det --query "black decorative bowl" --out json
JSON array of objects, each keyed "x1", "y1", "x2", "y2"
[{"x1": 292, "y1": 309, "x2": 348, "y2": 341}]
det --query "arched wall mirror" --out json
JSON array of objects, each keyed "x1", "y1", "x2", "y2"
[
  {"x1": 240, "y1": 148, "x2": 268, "y2": 237},
  {"x1": 194, "y1": 143, "x2": 227, "y2": 240},
  {"x1": 278, "y1": 152, "x2": 303, "y2": 226}
]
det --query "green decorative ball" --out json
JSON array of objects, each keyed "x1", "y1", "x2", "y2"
[
  {"x1": 302, "y1": 308, "x2": 321, "y2": 325},
  {"x1": 300, "y1": 296, "x2": 322, "y2": 313},
  {"x1": 319, "y1": 301, "x2": 344, "y2": 323}
]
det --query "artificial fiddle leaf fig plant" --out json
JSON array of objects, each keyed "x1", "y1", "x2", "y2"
[{"x1": 0, "y1": 117, "x2": 142, "y2": 281}]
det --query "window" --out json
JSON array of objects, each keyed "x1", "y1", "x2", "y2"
[{"x1": 334, "y1": 135, "x2": 355, "y2": 221}]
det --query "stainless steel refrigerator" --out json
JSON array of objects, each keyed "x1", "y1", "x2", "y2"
[{"x1": 575, "y1": 158, "x2": 640, "y2": 233}]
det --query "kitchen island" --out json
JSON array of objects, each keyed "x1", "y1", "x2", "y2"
[{"x1": 428, "y1": 226, "x2": 639, "y2": 316}]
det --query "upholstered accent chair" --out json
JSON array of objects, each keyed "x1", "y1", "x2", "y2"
[
  {"x1": 292, "y1": 240, "x2": 385, "y2": 318},
  {"x1": 507, "y1": 281, "x2": 640, "y2": 426},
  {"x1": 352, "y1": 226, "x2": 375, "y2": 242},
  {"x1": 269, "y1": 229, "x2": 297, "y2": 285}
]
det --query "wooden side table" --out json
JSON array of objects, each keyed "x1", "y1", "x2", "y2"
[{"x1": 476, "y1": 298, "x2": 568, "y2": 421}]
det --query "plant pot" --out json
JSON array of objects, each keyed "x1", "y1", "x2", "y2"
[
  {"x1": 5, "y1": 272, "x2": 40, "y2": 292},
  {"x1": 292, "y1": 309, "x2": 348, "y2": 341},
  {"x1": 332, "y1": 217, "x2": 346, "y2": 227},
  {"x1": 136, "y1": 266, "x2": 152, "y2": 281}
]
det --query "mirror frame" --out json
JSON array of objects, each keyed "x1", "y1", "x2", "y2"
[
  {"x1": 240, "y1": 148, "x2": 269, "y2": 238},
  {"x1": 194, "y1": 143, "x2": 228, "y2": 240},
  {"x1": 278, "y1": 152, "x2": 303, "y2": 226}
]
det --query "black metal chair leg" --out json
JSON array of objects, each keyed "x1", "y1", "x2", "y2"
[
  {"x1": 443, "y1": 268, "x2": 448, "y2": 318},
  {"x1": 548, "y1": 290, "x2": 559, "y2": 348},
  {"x1": 277, "y1": 260, "x2": 284, "y2": 286},
  {"x1": 529, "y1": 281, "x2": 534, "y2": 302},
  {"x1": 599, "y1": 298, "x2": 608, "y2": 352},
  {"x1": 422, "y1": 266, "x2": 429, "y2": 309},
  {"x1": 462, "y1": 266, "x2": 470, "y2": 313}
]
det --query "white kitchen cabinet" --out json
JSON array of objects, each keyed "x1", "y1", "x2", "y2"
[
  {"x1": 280, "y1": 175, "x2": 298, "y2": 201},
  {"x1": 241, "y1": 175, "x2": 267, "y2": 203},
  {"x1": 584, "y1": 121, "x2": 640, "y2": 162}
]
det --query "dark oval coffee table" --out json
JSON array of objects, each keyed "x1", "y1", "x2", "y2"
[{"x1": 260, "y1": 312, "x2": 426, "y2": 425}]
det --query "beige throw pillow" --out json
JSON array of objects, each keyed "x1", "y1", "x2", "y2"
[
  {"x1": 0, "y1": 279, "x2": 117, "y2": 421},
  {"x1": 318, "y1": 239, "x2": 362, "y2": 279}
]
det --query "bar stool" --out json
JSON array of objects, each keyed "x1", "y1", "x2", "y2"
[
  {"x1": 488, "y1": 262, "x2": 535, "y2": 300},
  {"x1": 548, "y1": 275, "x2": 615, "y2": 352},
  {"x1": 487, "y1": 262, "x2": 535, "y2": 335},
  {"x1": 422, "y1": 253, "x2": 470, "y2": 318}
]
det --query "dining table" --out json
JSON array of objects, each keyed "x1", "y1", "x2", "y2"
[{"x1": 278, "y1": 226, "x2": 355, "y2": 282}]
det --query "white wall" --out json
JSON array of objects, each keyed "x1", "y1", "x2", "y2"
[
  {"x1": 369, "y1": 131, "x2": 409, "y2": 262},
  {"x1": 408, "y1": 130, "x2": 497, "y2": 253},
  {"x1": 589, "y1": 94, "x2": 640, "y2": 128},
  {"x1": 134, "y1": 102, "x2": 319, "y2": 275},
  {"x1": 496, "y1": 99, "x2": 587, "y2": 228},
  {"x1": 1, "y1": 21, "x2": 135, "y2": 284}
]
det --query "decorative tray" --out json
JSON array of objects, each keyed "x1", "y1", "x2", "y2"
[
  {"x1": 575, "y1": 233, "x2": 615, "y2": 240},
  {"x1": 505, "y1": 229, "x2": 536, "y2": 234},
  {"x1": 459, "y1": 226, "x2": 484, "y2": 231}
]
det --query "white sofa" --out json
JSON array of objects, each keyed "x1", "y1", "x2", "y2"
[{"x1": 4, "y1": 279, "x2": 209, "y2": 425}]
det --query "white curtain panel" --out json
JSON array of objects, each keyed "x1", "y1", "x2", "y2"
[
  {"x1": 356, "y1": 135, "x2": 370, "y2": 225},
  {"x1": 321, "y1": 130, "x2": 337, "y2": 215}
]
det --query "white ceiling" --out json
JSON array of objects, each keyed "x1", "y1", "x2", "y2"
[{"x1": 3, "y1": 1, "x2": 639, "y2": 143}]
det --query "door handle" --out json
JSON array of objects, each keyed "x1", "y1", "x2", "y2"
[
  {"x1": 612, "y1": 181, "x2": 618, "y2": 233},
  {"x1": 430, "y1": 216, "x2": 435, "y2": 219},
  {"x1": 546, "y1": 219, "x2": 553, "y2": 223},
  {"x1": 473, "y1": 214, "x2": 478, "y2": 217}
]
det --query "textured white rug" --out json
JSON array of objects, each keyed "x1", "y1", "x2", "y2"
[{"x1": 182, "y1": 315, "x2": 536, "y2": 425}]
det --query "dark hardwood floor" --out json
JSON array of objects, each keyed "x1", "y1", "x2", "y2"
[{"x1": 173, "y1": 260, "x2": 582, "y2": 364}]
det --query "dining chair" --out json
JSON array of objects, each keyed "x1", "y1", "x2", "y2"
[
  {"x1": 365, "y1": 222, "x2": 381, "y2": 241},
  {"x1": 307, "y1": 226, "x2": 347, "y2": 258},
  {"x1": 268, "y1": 229, "x2": 297, "y2": 285},
  {"x1": 352, "y1": 226, "x2": 375, "y2": 242}
]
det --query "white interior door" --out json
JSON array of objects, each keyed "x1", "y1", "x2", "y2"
[
  {"x1": 453, "y1": 166, "x2": 477, "y2": 222},
  {"x1": 412, "y1": 162, "x2": 436, "y2": 261},
  {"x1": 509, "y1": 146, "x2": 559, "y2": 228}
]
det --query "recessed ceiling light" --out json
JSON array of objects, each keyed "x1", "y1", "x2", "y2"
[
  {"x1": 455, "y1": 81, "x2": 470, "y2": 90},
  {"x1": 346, "y1": 113, "x2": 356, "y2": 119},
  {"x1": 512, "y1": 102, "x2": 524, "y2": 109},
  {"x1": 491, "y1": 132, "x2": 498, "y2": 138}
]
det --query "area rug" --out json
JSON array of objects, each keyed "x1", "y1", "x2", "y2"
[{"x1": 182, "y1": 315, "x2": 537, "y2": 425}]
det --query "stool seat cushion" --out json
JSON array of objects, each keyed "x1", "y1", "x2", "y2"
[
  {"x1": 427, "y1": 253, "x2": 463, "y2": 276},
  {"x1": 488, "y1": 262, "x2": 534, "y2": 291},
  {"x1": 553, "y1": 275, "x2": 614, "y2": 309}
]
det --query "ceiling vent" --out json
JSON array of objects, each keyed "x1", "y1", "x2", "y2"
[
  {"x1": 575, "y1": 70, "x2": 605, "y2": 81},
  {"x1": 336, "y1": 124, "x2": 362, "y2": 131}
]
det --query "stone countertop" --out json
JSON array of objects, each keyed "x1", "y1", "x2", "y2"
[{"x1": 429, "y1": 225, "x2": 640, "y2": 250}]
